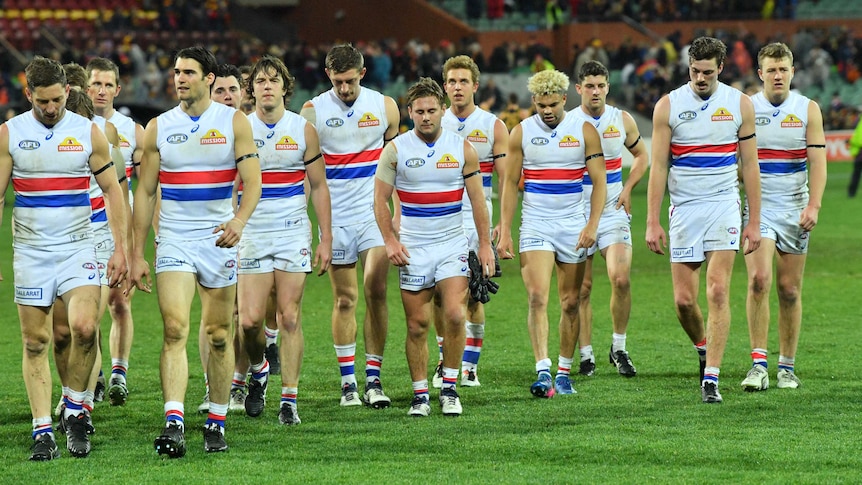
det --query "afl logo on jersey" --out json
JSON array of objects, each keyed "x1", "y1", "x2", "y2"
[
  {"x1": 755, "y1": 116, "x2": 771, "y2": 126},
  {"x1": 167, "y1": 134, "x2": 188, "y2": 144},
  {"x1": 678, "y1": 111, "x2": 697, "y2": 121},
  {"x1": 18, "y1": 140, "x2": 40, "y2": 150},
  {"x1": 406, "y1": 158, "x2": 425, "y2": 168},
  {"x1": 531, "y1": 137, "x2": 549, "y2": 146},
  {"x1": 325, "y1": 118, "x2": 344, "y2": 128}
]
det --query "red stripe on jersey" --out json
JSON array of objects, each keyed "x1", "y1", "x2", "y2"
[
  {"x1": 522, "y1": 168, "x2": 585, "y2": 180},
  {"x1": 90, "y1": 196, "x2": 105, "y2": 210},
  {"x1": 323, "y1": 149, "x2": 383, "y2": 166},
  {"x1": 13, "y1": 176, "x2": 90, "y2": 192},
  {"x1": 396, "y1": 188, "x2": 464, "y2": 204},
  {"x1": 757, "y1": 148, "x2": 807, "y2": 160},
  {"x1": 606, "y1": 157, "x2": 623, "y2": 171},
  {"x1": 159, "y1": 169, "x2": 237, "y2": 185},
  {"x1": 262, "y1": 171, "x2": 305, "y2": 184},
  {"x1": 671, "y1": 142, "x2": 738, "y2": 157},
  {"x1": 479, "y1": 161, "x2": 495, "y2": 173}
]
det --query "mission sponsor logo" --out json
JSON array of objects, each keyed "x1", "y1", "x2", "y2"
[
  {"x1": 558, "y1": 135, "x2": 580, "y2": 148},
  {"x1": 200, "y1": 129, "x2": 227, "y2": 145},
  {"x1": 118, "y1": 134, "x2": 131, "y2": 148},
  {"x1": 19, "y1": 140, "x2": 40, "y2": 150},
  {"x1": 436, "y1": 154, "x2": 460, "y2": 169},
  {"x1": 603, "y1": 125, "x2": 621, "y2": 138},
  {"x1": 711, "y1": 108, "x2": 734, "y2": 121},
  {"x1": 466, "y1": 129, "x2": 488, "y2": 143},
  {"x1": 58, "y1": 137, "x2": 84, "y2": 152},
  {"x1": 780, "y1": 114, "x2": 803, "y2": 128},
  {"x1": 167, "y1": 133, "x2": 188, "y2": 144},
  {"x1": 358, "y1": 113, "x2": 381, "y2": 128},
  {"x1": 275, "y1": 136, "x2": 299, "y2": 150}
]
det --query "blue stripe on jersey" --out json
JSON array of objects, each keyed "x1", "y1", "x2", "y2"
[
  {"x1": 326, "y1": 165, "x2": 377, "y2": 180},
  {"x1": 523, "y1": 182, "x2": 583, "y2": 195},
  {"x1": 261, "y1": 185, "x2": 304, "y2": 199},
  {"x1": 672, "y1": 155, "x2": 736, "y2": 168},
  {"x1": 161, "y1": 186, "x2": 233, "y2": 202},
  {"x1": 90, "y1": 211, "x2": 108, "y2": 223},
  {"x1": 583, "y1": 171, "x2": 623, "y2": 186},
  {"x1": 482, "y1": 177, "x2": 492, "y2": 187},
  {"x1": 15, "y1": 193, "x2": 90, "y2": 208},
  {"x1": 760, "y1": 162, "x2": 807, "y2": 174},
  {"x1": 402, "y1": 204, "x2": 462, "y2": 218}
]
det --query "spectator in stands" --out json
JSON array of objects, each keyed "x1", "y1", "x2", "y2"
[
  {"x1": 530, "y1": 53, "x2": 555, "y2": 73},
  {"x1": 546, "y1": 0, "x2": 564, "y2": 30},
  {"x1": 848, "y1": 114, "x2": 862, "y2": 197}
]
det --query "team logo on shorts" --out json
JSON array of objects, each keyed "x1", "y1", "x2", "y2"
[
  {"x1": 18, "y1": 140, "x2": 40, "y2": 150},
  {"x1": 780, "y1": 114, "x2": 803, "y2": 128},
  {"x1": 240, "y1": 258, "x2": 261, "y2": 269},
  {"x1": 711, "y1": 108, "x2": 734, "y2": 122},
  {"x1": 436, "y1": 154, "x2": 460, "y2": 169},
  {"x1": 200, "y1": 129, "x2": 227, "y2": 145},
  {"x1": 275, "y1": 136, "x2": 299, "y2": 150},
  {"x1": 520, "y1": 238, "x2": 544, "y2": 248},
  {"x1": 678, "y1": 111, "x2": 697, "y2": 121},
  {"x1": 358, "y1": 113, "x2": 381, "y2": 128},
  {"x1": 727, "y1": 227, "x2": 739, "y2": 235},
  {"x1": 531, "y1": 137, "x2": 549, "y2": 146},
  {"x1": 325, "y1": 118, "x2": 344, "y2": 128},
  {"x1": 671, "y1": 247, "x2": 694, "y2": 258},
  {"x1": 82, "y1": 262, "x2": 97, "y2": 270},
  {"x1": 603, "y1": 126, "x2": 621, "y2": 138},
  {"x1": 16, "y1": 287, "x2": 43, "y2": 300},
  {"x1": 156, "y1": 257, "x2": 183, "y2": 268},
  {"x1": 558, "y1": 135, "x2": 580, "y2": 148},
  {"x1": 332, "y1": 249, "x2": 346, "y2": 260},
  {"x1": 406, "y1": 158, "x2": 425, "y2": 168},
  {"x1": 755, "y1": 116, "x2": 771, "y2": 126},
  {"x1": 401, "y1": 274, "x2": 425, "y2": 286},
  {"x1": 167, "y1": 134, "x2": 188, "y2": 144},
  {"x1": 58, "y1": 137, "x2": 84, "y2": 152},
  {"x1": 224, "y1": 260, "x2": 236, "y2": 268},
  {"x1": 466, "y1": 130, "x2": 488, "y2": 143}
]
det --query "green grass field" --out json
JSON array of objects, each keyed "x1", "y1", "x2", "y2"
[{"x1": 0, "y1": 163, "x2": 859, "y2": 483}]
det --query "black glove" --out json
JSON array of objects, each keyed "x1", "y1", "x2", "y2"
[
  {"x1": 492, "y1": 243, "x2": 502, "y2": 278},
  {"x1": 468, "y1": 250, "x2": 500, "y2": 304}
]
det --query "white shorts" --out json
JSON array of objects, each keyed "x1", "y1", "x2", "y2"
[
  {"x1": 519, "y1": 215, "x2": 588, "y2": 264},
  {"x1": 669, "y1": 199, "x2": 741, "y2": 263},
  {"x1": 155, "y1": 235, "x2": 238, "y2": 289},
  {"x1": 238, "y1": 232, "x2": 313, "y2": 274},
  {"x1": 399, "y1": 235, "x2": 469, "y2": 291},
  {"x1": 13, "y1": 242, "x2": 99, "y2": 306},
  {"x1": 94, "y1": 232, "x2": 115, "y2": 286},
  {"x1": 463, "y1": 199, "x2": 494, "y2": 252},
  {"x1": 587, "y1": 205, "x2": 632, "y2": 256},
  {"x1": 330, "y1": 219, "x2": 384, "y2": 265},
  {"x1": 744, "y1": 205, "x2": 809, "y2": 255}
]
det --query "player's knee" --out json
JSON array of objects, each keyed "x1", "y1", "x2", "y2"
[
  {"x1": 609, "y1": 273, "x2": 631, "y2": 294},
  {"x1": 748, "y1": 272, "x2": 771, "y2": 297},
  {"x1": 239, "y1": 308, "x2": 264, "y2": 333},
  {"x1": 405, "y1": 318, "x2": 429, "y2": 339},
  {"x1": 334, "y1": 293, "x2": 358, "y2": 313},
  {"x1": 559, "y1": 293, "x2": 581, "y2": 317},
  {"x1": 108, "y1": 297, "x2": 132, "y2": 321},
  {"x1": 23, "y1": 332, "x2": 51, "y2": 358},
  {"x1": 674, "y1": 298, "x2": 698, "y2": 317},
  {"x1": 705, "y1": 281, "x2": 730, "y2": 306},
  {"x1": 207, "y1": 325, "x2": 230, "y2": 350},
  {"x1": 162, "y1": 318, "x2": 189, "y2": 346},
  {"x1": 526, "y1": 289, "x2": 549, "y2": 311},
  {"x1": 777, "y1": 281, "x2": 801, "y2": 305},
  {"x1": 278, "y1": 310, "x2": 301, "y2": 333}
]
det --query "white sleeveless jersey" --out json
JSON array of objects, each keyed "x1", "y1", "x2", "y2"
[
  {"x1": 244, "y1": 110, "x2": 309, "y2": 235},
  {"x1": 156, "y1": 102, "x2": 237, "y2": 240},
  {"x1": 88, "y1": 116, "x2": 108, "y2": 232},
  {"x1": 442, "y1": 107, "x2": 497, "y2": 211},
  {"x1": 108, "y1": 110, "x2": 138, "y2": 180},
  {"x1": 570, "y1": 105, "x2": 625, "y2": 212},
  {"x1": 311, "y1": 87, "x2": 389, "y2": 226},
  {"x1": 7, "y1": 111, "x2": 94, "y2": 248},
  {"x1": 519, "y1": 113, "x2": 588, "y2": 220},
  {"x1": 393, "y1": 129, "x2": 466, "y2": 243},
  {"x1": 752, "y1": 91, "x2": 810, "y2": 210},
  {"x1": 667, "y1": 82, "x2": 743, "y2": 206}
]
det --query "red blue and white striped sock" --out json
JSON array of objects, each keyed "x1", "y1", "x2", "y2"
[
  {"x1": 111, "y1": 358, "x2": 128, "y2": 380},
  {"x1": 32, "y1": 416, "x2": 53, "y2": 439},
  {"x1": 165, "y1": 401, "x2": 184, "y2": 428},
  {"x1": 694, "y1": 338, "x2": 707, "y2": 362},
  {"x1": 703, "y1": 366, "x2": 720, "y2": 385},
  {"x1": 82, "y1": 390, "x2": 94, "y2": 414},
  {"x1": 436, "y1": 336, "x2": 444, "y2": 363},
  {"x1": 556, "y1": 355, "x2": 573, "y2": 377},
  {"x1": 412, "y1": 380, "x2": 429, "y2": 401},
  {"x1": 462, "y1": 321, "x2": 484, "y2": 372},
  {"x1": 441, "y1": 367, "x2": 458, "y2": 391},
  {"x1": 365, "y1": 353, "x2": 383, "y2": 384},
  {"x1": 206, "y1": 402, "x2": 227, "y2": 430},
  {"x1": 63, "y1": 388, "x2": 87, "y2": 419},
  {"x1": 334, "y1": 343, "x2": 357, "y2": 386},
  {"x1": 231, "y1": 372, "x2": 246, "y2": 391},
  {"x1": 751, "y1": 348, "x2": 768, "y2": 368},
  {"x1": 535, "y1": 358, "x2": 552, "y2": 378},
  {"x1": 281, "y1": 387, "x2": 298, "y2": 405},
  {"x1": 265, "y1": 327, "x2": 279, "y2": 347},
  {"x1": 778, "y1": 355, "x2": 795, "y2": 373},
  {"x1": 250, "y1": 360, "x2": 269, "y2": 384}
]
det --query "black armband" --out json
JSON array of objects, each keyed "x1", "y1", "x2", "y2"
[
  {"x1": 585, "y1": 152, "x2": 603, "y2": 162},
  {"x1": 807, "y1": 144, "x2": 826, "y2": 149},
  {"x1": 492, "y1": 153, "x2": 506, "y2": 159},
  {"x1": 118, "y1": 175, "x2": 127, "y2": 184},
  {"x1": 384, "y1": 135, "x2": 397, "y2": 142},
  {"x1": 236, "y1": 153, "x2": 259, "y2": 163},
  {"x1": 304, "y1": 153, "x2": 322, "y2": 165},
  {"x1": 626, "y1": 135, "x2": 642, "y2": 150},
  {"x1": 739, "y1": 133, "x2": 756, "y2": 141},
  {"x1": 92, "y1": 161, "x2": 114, "y2": 176},
  {"x1": 463, "y1": 170, "x2": 481, "y2": 179},
  {"x1": 132, "y1": 162, "x2": 141, "y2": 167}
]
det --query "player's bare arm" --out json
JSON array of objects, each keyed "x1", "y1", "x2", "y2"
[
  {"x1": 463, "y1": 141, "x2": 494, "y2": 277},
  {"x1": 802, "y1": 99, "x2": 827, "y2": 232},
  {"x1": 373, "y1": 143, "x2": 409, "y2": 266},
  {"x1": 304, "y1": 121, "x2": 333, "y2": 275},
  {"x1": 490, "y1": 117, "x2": 509, "y2": 242},
  {"x1": 215, "y1": 110, "x2": 260, "y2": 248},
  {"x1": 497, "y1": 123, "x2": 523, "y2": 259},
  {"x1": 646, "y1": 95, "x2": 671, "y2": 255},
  {"x1": 619, "y1": 110, "x2": 649, "y2": 215},
  {"x1": 90, "y1": 122, "x2": 128, "y2": 288},
  {"x1": 130, "y1": 117, "x2": 161, "y2": 292},
  {"x1": 737, "y1": 94, "x2": 762, "y2": 255},
  {"x1": 579, "y1": 122, "x2": 606, "y2": 251}
]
